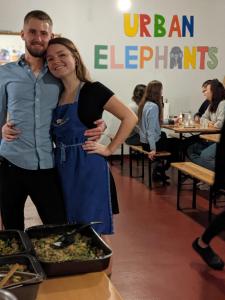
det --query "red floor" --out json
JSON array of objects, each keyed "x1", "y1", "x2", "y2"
[{"x1": 110, "y1": 159, "x2": 225, "y2": 300}]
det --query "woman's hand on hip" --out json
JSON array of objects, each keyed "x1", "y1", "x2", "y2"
[{"x1": 82, "y1": 141, "x2": 112, "y2": 156}]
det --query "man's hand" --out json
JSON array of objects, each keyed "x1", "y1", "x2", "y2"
[
  {"x1": 2, "y1": 122, "x2": 21, "y2": 141},
  {"x1": 82, "y1": 141, "x2": 112, "y2": 156},
  {"x1": 84, "y1": 119, "x2": 106, "y2": 141}
]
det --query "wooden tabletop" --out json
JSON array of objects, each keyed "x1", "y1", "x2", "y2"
[
  {"x1": 37, "y1": 272, "x2": 123, "y2": 300},
  {"x1": 161, "y1": 124, "x2": 220, "y2": 134},
  {"x1": 200, "y1": 134, "x2": 221, "y2": 143}
]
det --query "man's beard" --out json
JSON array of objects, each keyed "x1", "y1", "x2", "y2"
[{"x1": 25, "y1": 42, "x2": 46, "y2": 58}]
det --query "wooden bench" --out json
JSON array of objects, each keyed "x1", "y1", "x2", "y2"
[
  {"x1": 129, "y1": 145, "x2": 171, "y2": 189},
  {"x1": 171, "y1": 162, "x2": 215, "y2": 222}
]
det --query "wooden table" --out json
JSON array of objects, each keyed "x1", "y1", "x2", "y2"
[
  {"x1": 200, "y1": 133, "x2": 221, "y2": 143},
  {"x1": 37, "y1": 272, "x2": 123, "y2": 300},
  {"x1": 161, "y1": 124, "x2": 220, "y2": 160},
  {"x1": 161, "y1": 124, "x2": 220, "y2": 139}
]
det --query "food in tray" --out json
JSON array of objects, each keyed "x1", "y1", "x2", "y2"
[
  {"x1": 0, "y1": 272, "x2": 23, "y2": 286},
  {"x1": 0, "y1": 238, "x2": 23, "y2": 255},
  {"x1": 0, "y1": 263, "x2": 28, "y2": 273},
  {"x1": 0, "y1": 264, "x2": 30, "y2": 286},
  {"x1": 0, "y1": 263, "x2": 20, "y2": 288},
  {"x1": 31, "y1": 233, "x2": 105, "y2": 262},
  {"x1": 0, "y1": 270, "x2": 38, "y2": 287}
]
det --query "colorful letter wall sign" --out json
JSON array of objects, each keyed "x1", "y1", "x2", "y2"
[{"x1": 94, "y1": 13, "x2": 218, "y2": 70}]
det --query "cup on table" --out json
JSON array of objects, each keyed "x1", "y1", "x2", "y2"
[
  {"x1": 189, "y1": 118, "x2": 195, "y2": 127},
  {"x1": 183, "y1": 112, "x2": 192, "y2": 127},
  {"x1": 177, "y1": 113, "x2": 183, "y2": 126},
  {"x1": 200, "y1": 118, "x2": 209, "y2": 128}
]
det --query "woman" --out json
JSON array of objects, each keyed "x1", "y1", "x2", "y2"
[
  {"x1": 193, "y1": 80, "x2": 211, "y2": 122},
  {"x1": 129, "y1": 84, "x2": 146, "y2": 115},
  {"x1": 125, "y1": 84, "x2": 146, "y2": 145},
  {"x1": 46, "y1": 37, "x2": 137, "y2": 272},
  {"x1": 138, "y1": 80, "x2": 179, "y2": 180},
  {"x1": 187, "y1": 79, "x2": 225, "y2": 172},
  {"x1": 200, "y1": 79, "x2": 225, "y2": 129}
]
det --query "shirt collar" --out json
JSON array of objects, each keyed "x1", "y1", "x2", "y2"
[
  {"x1": 17, "y1": 54, "x2": 26, "y2": 66},
  {"x1": 17, "y1": 54, "x2": 48, "y2": 70}
]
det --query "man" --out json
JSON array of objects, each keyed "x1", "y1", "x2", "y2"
[{"x1": 0, "y1": 10, "x2": 104, "y2": 230}]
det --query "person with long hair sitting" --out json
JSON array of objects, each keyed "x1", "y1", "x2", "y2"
[
  {"x1": 138, "y1": 80, "x2": 179, "y2": 181},
  {"x1": 187, "y1": 79, "x2": 225, "y2": 177},
  {"x1": 125, "y1": 84, "x2": 146, "y2": 145}
]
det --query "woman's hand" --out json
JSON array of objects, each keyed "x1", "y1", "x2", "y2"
[
  {"x1": 82, "y1": 141, "x2": 112, "y2": 157},
  {"x1": 208, "y1": 121, "x2": 215, "y2": 128},
  {"x1": 148, "y1": 150, "x2": 156, "y2": 160},
  {"x1": 2, "y1": 122, "x2": 21, "y2": 141},
  {"x1": 194, "y1": 115, "x2": 200, "y2": 123}
]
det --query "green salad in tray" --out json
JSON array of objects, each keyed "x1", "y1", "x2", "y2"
[
  {"x1": 31, "y1": 233, "x2": 105, "y2": 262},
  {"x1": 0, "y1": 238, "x2": 23, "y2": 255}
]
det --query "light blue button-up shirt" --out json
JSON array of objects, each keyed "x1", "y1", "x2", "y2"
[
  {"x1": 0, "y1": 57, "x2": 62, "y2": 170},
  {"x1": 139, "y1": 101, "x2": 161, "y2": 150}
]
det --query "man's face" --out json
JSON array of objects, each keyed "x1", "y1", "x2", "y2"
[{"x1": 21, "y1": 18, "x2": 53, "y2": 57}]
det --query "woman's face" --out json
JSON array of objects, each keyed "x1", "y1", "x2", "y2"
[
  {"x1": 46, "y1": 44, "x2": 76, "y2": 79},
  {"x1": 203, "y1": 84, "x2": 213, "y2": 101}
]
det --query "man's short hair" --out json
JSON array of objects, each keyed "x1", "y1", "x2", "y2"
[{"x1": 24, "y1": 10, "x2": 53, "y2": 26}]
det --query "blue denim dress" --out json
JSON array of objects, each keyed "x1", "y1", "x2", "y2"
[{"x1": 51, "y1": 88, "x2": 113, "y2": 234}]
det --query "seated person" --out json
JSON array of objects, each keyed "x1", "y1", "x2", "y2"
[
  {"x1": 138, "y1": 80, "x2": 179, "y2": 181},
  {"x1": 192, "y1": 118, "x2": 225, "y2": 270},
  {"x1": 180, "y1": 80, "x2": 212, "y2": 155},
  {"x1": 125, "y1": 84, "x2": 146, "y2": 145},
  {"x1": 200, "y1": 79, "x2": 225, "y2": 129},
  {"x1": 187, "y1": 142, "x2": 216, "y2": 171},
  {"x1": 167, "y1": 80, "x2": 211, "y2": 128},
  {"x1": 194, "y1": 80, "x2": 211, "y2": 122},
  {"x1": 187, "y1": 79, "x2": 225, "y2": 171}
]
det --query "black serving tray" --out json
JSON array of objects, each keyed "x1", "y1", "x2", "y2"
[
  {"x1": 0, "y1": 230, "x2": 33, "y2": 256},
  {"x1": 0, "y1": 254, "x2": 45, "y2": 300},
  {"x1": 25, "y1": 224, "x2": 112, "y2": 277}
]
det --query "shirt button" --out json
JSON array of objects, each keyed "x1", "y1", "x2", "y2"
[{"x1": 36, "y1": 98, "x2": 39, "y2": 102}]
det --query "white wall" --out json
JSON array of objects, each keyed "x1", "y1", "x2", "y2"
[{"x1": 0, "y1": 0, "x2": 225, "y2": 151}]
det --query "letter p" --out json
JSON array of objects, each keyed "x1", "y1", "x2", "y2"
[{"x1": 140, "y1": 46, "x2": 153, "y2": 68}]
